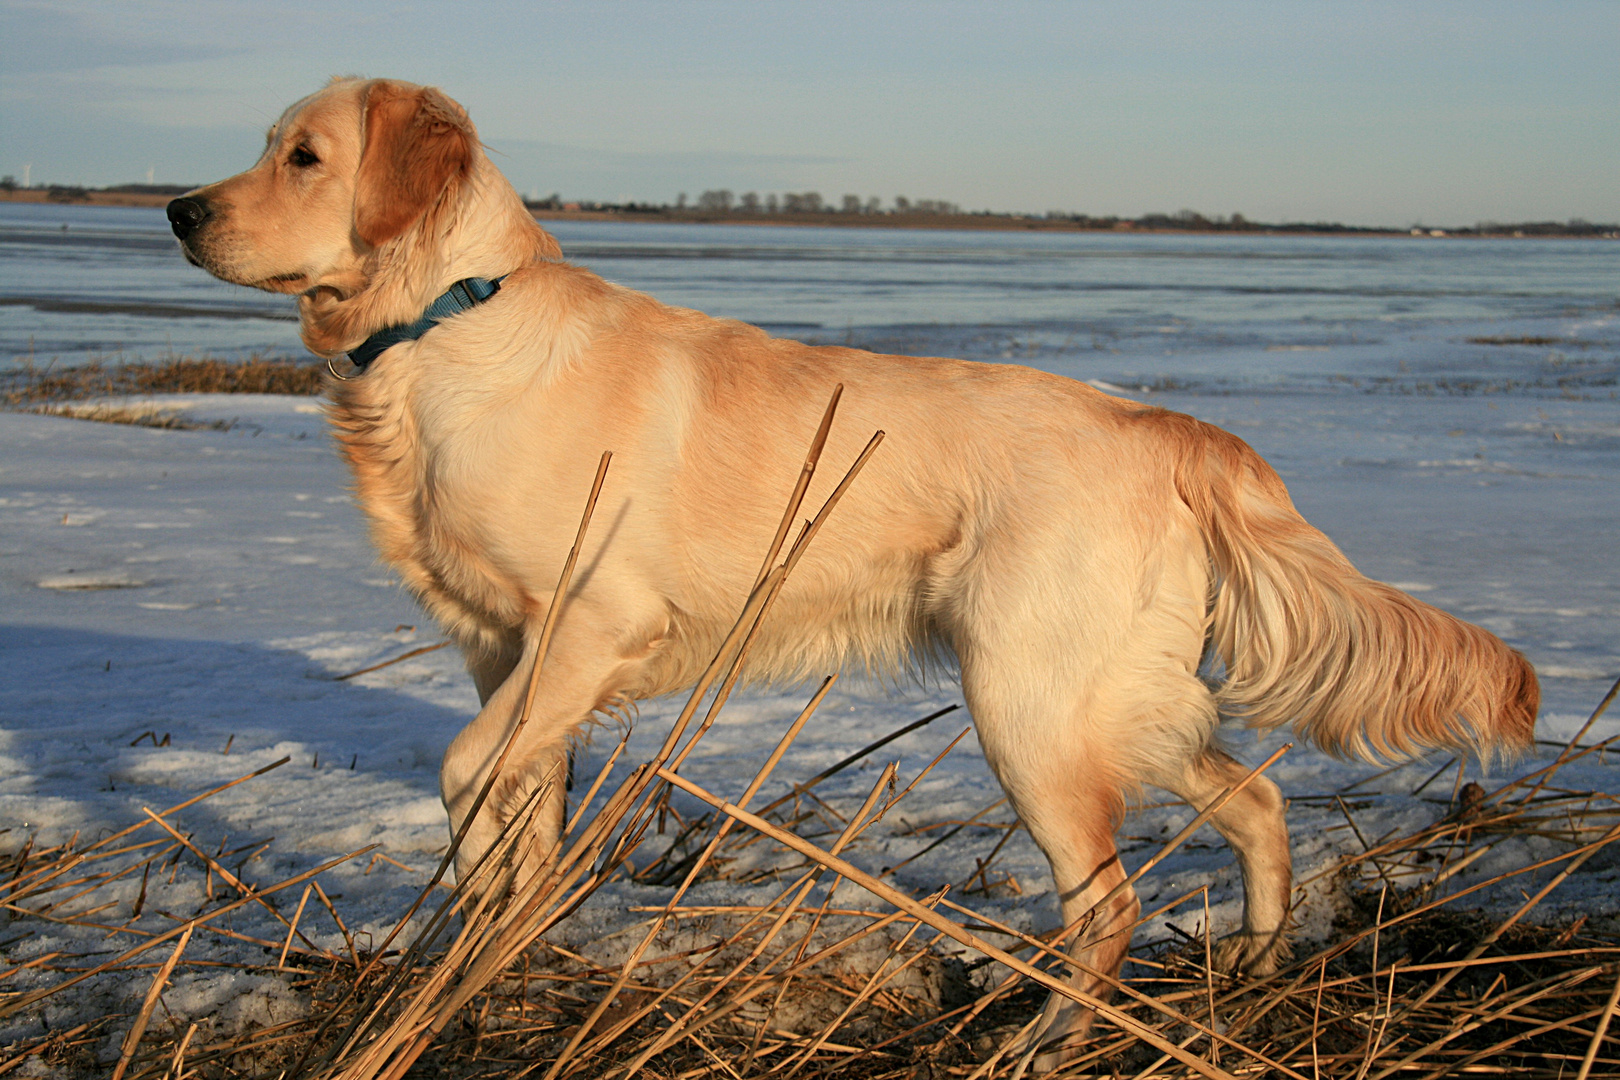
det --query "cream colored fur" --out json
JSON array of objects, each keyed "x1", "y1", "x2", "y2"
[{"x1": 175, "y1": 78, "x2": 1539, "y2": 1069}]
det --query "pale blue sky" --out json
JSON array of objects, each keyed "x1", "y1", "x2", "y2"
[{"x1": 2, "y1": 1, "x2": 1615, "y2": 227}]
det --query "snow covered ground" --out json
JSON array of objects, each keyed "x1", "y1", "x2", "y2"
[{"x1": 1, "y1": 361, "x2": 1617, "y2": 1056}]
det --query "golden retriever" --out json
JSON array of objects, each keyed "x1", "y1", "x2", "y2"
[{"x1": 170, "y1": 77, "x2": 1538, "y2": 1067}]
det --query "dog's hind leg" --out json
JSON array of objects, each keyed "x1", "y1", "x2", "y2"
[
  {"x1": 1020, "y1": 780, "x2": 1139, "y2": 1071},
  {"x1": 1144, "y1": 746, "x2": 1293, "y2": 975},
  {"x1": 964, "y1": 681, "x2": 1139, "y2": 1070}
]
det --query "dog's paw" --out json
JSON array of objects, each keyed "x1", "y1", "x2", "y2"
[
  {"x1": 1013, "y1": 1031, "x2": 1085, "y2": 1075},
  {"x1": 1212, "y1": 929, "x2": 1291, "y2": 977},
  {"x1": 1031, "y1": 1048, "x2": 1072, "y2": 1074},
  {"x1": 1001, "y1": 1007, "x2": 1090, "y2": 1074}
]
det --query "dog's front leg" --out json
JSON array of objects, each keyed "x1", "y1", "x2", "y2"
[{"x1": 439, "y1": 618, "x2": 630, "y2": 892}]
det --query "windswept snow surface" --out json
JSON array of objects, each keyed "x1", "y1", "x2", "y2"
[{"x1": 2, "y1": 333, "x2": 1618, "y2": 1054}]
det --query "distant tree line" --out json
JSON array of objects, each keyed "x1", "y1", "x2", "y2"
[
  {"x1": 0, "y1": 177, "x2": 200, "y2": 202},
  {"x1": 1455, "y1": 219, "x2": 1620, "y2": 238},
  {"x1": 521, "y1": 189, "x2": 964, "y2": 218},
  {"x1": 1032, "y1": 208, "x2": 1395, "y2": 233},
  {"x1": 1, "y1": 175, "x2": 1613, "y2": 236},
  {"x1": 514, "y1": 193, "x2": 1619, "y2": 236},
  {"x1": 103, "y1": 183, "x2": 196, "y2": 196}
]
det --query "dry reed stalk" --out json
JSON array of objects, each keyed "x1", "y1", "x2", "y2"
[
  {"x1": 22, "y1": 843, "x2": 178, "y2": 920},
  {"x1": 1367, "y1": 963, "x2": 1604, "y2": 1079},
  {"x1": 596, "y1": 897, "x2": 907, "y2": 1072},
  {"x1": 313, "y1": 880, "x2": 360, "y2": 969},
  {"x1": 1367, "y1": 817, "x2": 1620, "y2": 1055},
  {"x1": 1291, "y1": 770, "x2": 1620, "y2": 901},
  {"x1": 333, "y1": 774, "x2": 568, "y2": 1077},
  {"x1": 279, "y1": 884, "x2": 316, "y2": 969},
  {"x1": 9, "y1": 499, "x2": 1619, "y2": 1080},
  {"x1": 109, "y1": 925, "x2": 191, "y2": 1080},
  {"x1": 334, "y1": 641, "x2": 451, "y2": 681},
  {"x1": 140, "y1": 809, "x2": 309, "y2": 944},
  {"x1": 546, "y1": 781, "x2": 895, "y2": 1078},
  {"x1": 931, "y1": 887, "x2": 1294, "y2": 1080},
  {"x1": 420, "y1": 590, "x2": 781, "y2": 1018},
  {"x1": 1038, "y1": 742, "x2": 1294, "y2": 977},
  {"x1": 1279, "y1": 823, "x2": 1620, "y2": 993},
  {"x1": 1164, "y1": 804, "x2": 1620, "y2": 1079},
  {"x1": 13, "y1": 736, "x2": 1620, "y2": 1080},
  {"x1": 0, "y1": 1020, "x2": 100, "y2": 1078},
  {"x1": 325, "y1": 758, "x2": 590, "y2": 1067},
  {"x1": 1578, "y1": 967, "x2": 1620, "y2": 1080},
  {"x1": 636, "y1": 427, "x2": 890, "y2": 841},
  {"x1": 735, "y1": 890, "x2": 840, "y2": 1073},
  {"x1": 750, "y1": 384, "x2": 844, "y2": 593},
  {"x1": 1490, "y1": 734, "x2": 1620, "y2": 812},
  {"x1": 163, "y1": 1022, "x2": 198, "y2": 1080},
  {"x1": 624, "y1": 905, "x2": 889, "y2": 918},
  {"x1": 884, "y1": 795, "x2": 1007, "y2": 878},
  {"x1": 777, "y1": 700, "x2": 1616, "y2": 1080},
  {"x1": 934, "y1": 882, "x2": 1214, "y2": 1028},
  {"x1": 1414, "y1": 999, "x2": 1614, "y2": 1080},
  {"x1": 0, "y1": 952, "x2": 66, "y2": 987},
  {"x1": 755, "y1": 704, "x2": 963, "y2": 820},
  {"x1": 1201, "y1": 887, "x2": 1217, "y2": 1067}
]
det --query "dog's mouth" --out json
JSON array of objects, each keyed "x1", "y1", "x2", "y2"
[
  {"x1": 177, "y1": 234, "x2": 309, "y2": 294},
  {"x1": 256, "y1": 271, "x2": 310, "y2": 293},
  {"x1": 191, "y1": 257, "x2": 308, "y2": 294}
]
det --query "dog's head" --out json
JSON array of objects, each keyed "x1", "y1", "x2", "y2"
[{"x1": 169, "y1": 77, "x2": 475, "y2": 298}]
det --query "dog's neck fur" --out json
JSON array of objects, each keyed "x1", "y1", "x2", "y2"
[{"x1": 296, "y1": 154, "x2": 561, "y2": 358}]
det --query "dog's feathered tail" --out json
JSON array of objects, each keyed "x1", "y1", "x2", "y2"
[{"x1": 1163, "y1": 413, "x2": 1538, "y2": 763}]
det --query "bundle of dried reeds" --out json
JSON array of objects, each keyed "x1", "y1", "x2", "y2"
[{"x1": 2, "y1": 354, "x2": 321, "y2": 407}]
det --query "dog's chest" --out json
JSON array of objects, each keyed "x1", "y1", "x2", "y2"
[{"x1": 330, "y1": 389, "x2": 530, "y2": 635}]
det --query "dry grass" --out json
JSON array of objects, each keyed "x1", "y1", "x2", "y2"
[
  {"x1": 5, "y1": 685, "x2": 1620, "y2": 1080},
  {"x1": 4, "y1": 390, "x2": 1619, "y2": 1079},
  {"x1": 2, "y1": 354, "x2": 323, "y2": 407}
]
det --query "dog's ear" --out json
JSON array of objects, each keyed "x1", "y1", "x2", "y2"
[{"x1": 354, "y1": 82, "x2": 474, "y2": 249}]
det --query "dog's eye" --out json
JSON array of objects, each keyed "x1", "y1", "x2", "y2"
[{"x1": 289, "y1": 146, "x2": 319, "y2": 168}]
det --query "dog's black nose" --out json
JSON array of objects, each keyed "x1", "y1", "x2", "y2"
[{"x1": 166, "y1": 197, "x2": 210, "y2": 241}]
